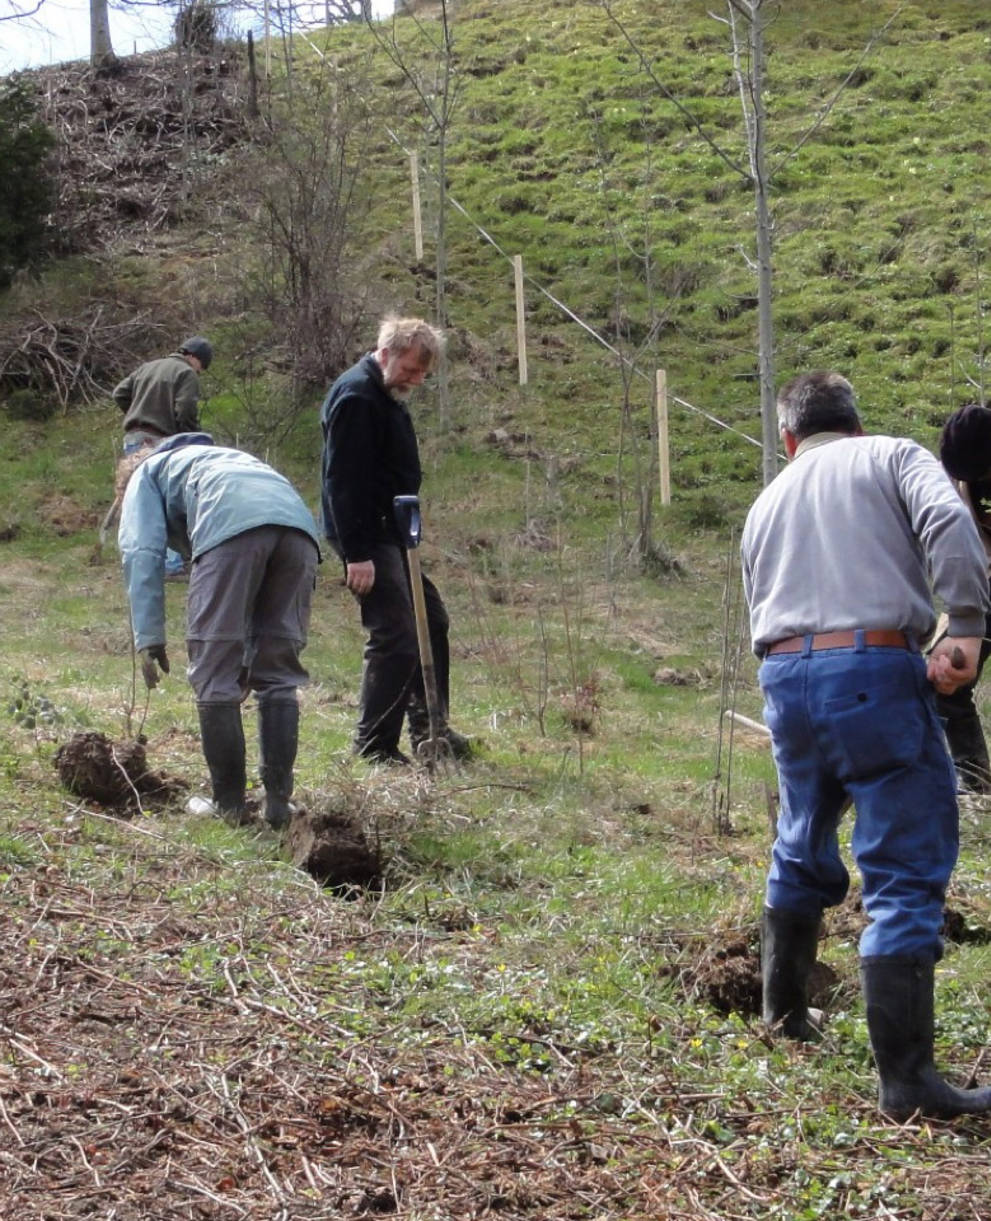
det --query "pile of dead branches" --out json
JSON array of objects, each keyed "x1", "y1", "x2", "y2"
[
  {"x1": 0, "y1": 305, "x2": 163, "y2": 407},
  {"x1": 34, "y1": 48, "x2": 252, "y2": 253}
]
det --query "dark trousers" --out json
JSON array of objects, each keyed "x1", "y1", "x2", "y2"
[
  {"x1": 345, "y1": 541, "x2": 450, "y2": 754},
  {"x1": 935, "y1": 612, "x2": 991, "y2": 790}
]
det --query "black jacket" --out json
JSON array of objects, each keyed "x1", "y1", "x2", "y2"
[{"x1": 319, "y1": 354, "x2": 422, "y2": 562}]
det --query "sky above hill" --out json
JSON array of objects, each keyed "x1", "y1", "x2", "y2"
[{"x1": 0, "y1": 0, "x2": 394, "y2": 74}]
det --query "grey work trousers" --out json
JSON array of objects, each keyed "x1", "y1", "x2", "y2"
[{"x1": 186, "y1": 525, "x2": 318, "y2": 705}]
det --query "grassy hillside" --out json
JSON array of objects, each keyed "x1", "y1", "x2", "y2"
[
  {"x1": 5, "y1": 0, "x2": 991, "y2": 531},
  {"x1": 3, "y1": 2, "x2": 991, "y2": 1216}
]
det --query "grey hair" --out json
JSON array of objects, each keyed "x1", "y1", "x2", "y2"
[
  {"x1": 376, "y1": 315, "x2": 445, "y2": 372},
  {"x1": 777, "y1": 371, "x2": 861, "y2": 441},
  {"x1": 114, "y1": 443, "x2": 158, "y2": 501}
]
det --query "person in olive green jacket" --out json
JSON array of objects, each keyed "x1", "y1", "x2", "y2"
[
  {"x1": 114, "y1": 336, "x2": 212, "y2": 453},
  {"x1": 113, "y1": 336, "x2": 212, "y2": 575}
]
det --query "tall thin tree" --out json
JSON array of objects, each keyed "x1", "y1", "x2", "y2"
[
  {"x1": 603, "y1": 0, "x2": 899, "y2": 485},
  {"x1": 365, "y1": 0, "x2": 462, "y2": 430},
  {"x1": 89, "y1": 0, "x2": 117, "y2": 67}
]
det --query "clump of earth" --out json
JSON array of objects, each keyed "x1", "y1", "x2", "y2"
[{"x1": 54, "y1": 730, "x2": 187, "y2": 812}]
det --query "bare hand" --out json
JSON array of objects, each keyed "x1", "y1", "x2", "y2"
[
  {"x1": 346, "y1": 560, "x2": 375, "y2": 597},
  {"x1": 927, "y1": 636, "x2": 981, "y2": 695}
]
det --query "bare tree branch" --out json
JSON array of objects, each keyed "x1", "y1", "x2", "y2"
[
  {"x1": 769, "y1": 4, "x2": 903, "y2": 178},
  {"x1": 711, "y1": 2, "x2": 756, "y2": 178},
  {"x1": 723, "y1": 0, "x2": 754, "y2": 19},
  {"x1": 363, "y1": 0, "x2": 460, "y2": 427},
  {"x1": 0, "y1": 0, "x2": 45, "y2": 19}
]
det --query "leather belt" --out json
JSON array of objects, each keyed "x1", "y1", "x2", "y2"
[{"x1": 765, "y1": 629, "x2": 909, "y2": 655}]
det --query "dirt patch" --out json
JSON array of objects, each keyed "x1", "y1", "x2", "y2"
[
  {"x1": 285, "y1": 805, "x2": 382, "y2": 893},
  {"x1": 822, "y1": 890, "x2": 868, "y2": 944},
  {"x1": 943, "y1": 904, "x2": 991, "y2": 945},
  {"x1": 673, "y1": 898, "x2": 987, "y2": 1021},
  {"x1": 53, "y1": 730, "x2": 188, "y2": 812},
  {"x1": 653, "y1": 665, "x2": 715, "y2": 687},
  {"x1": 670, "y1": 925, "x2": 839, "y2": 1019},
  {"x1": 695, "y1": 933, "x2": 763, "y2": 1016},
  {"x1": 38, "y1": 493, "x2": 100, "y2": 537}
]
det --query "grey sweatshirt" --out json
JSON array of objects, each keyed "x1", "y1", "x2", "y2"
[{"x1": 741, "y1": 432, "x2": 989, "y2": 655}]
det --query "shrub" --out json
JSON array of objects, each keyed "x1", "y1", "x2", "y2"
[
  {"x1": 174, "y1": 2, "x2": 218, "y2": 52},
  {"x1": 0, "y1": 77, "x2": 55, "y2": 289},
  {"x1": 2, "y1": 388, "x2": 56, "y2": 422}
]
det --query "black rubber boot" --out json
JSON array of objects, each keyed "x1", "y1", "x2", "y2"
[
  {"x1": 258, "y1": 700, "x2": 299, "y2": 830},
  {"x1": 197, "y1": 702, "x2": 248, "y2": 824},
  {"x1": 943, "y1": 710, "x2": 991, "y2": 794},
  {"x1": 761, "y1": 906, "x2": 821, "y2": 1041},
  {"x1": 861, "y1": 956, "x2": 991, "y2": 1120}
]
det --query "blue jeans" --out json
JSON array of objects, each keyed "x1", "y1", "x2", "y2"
[{"x1": 760, "y1": 637, "x2": 958, "y2": 959}]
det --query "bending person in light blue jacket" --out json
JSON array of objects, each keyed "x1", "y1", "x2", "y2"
[{"x1": 117, "y1": 433, "x2": 321, "y2": 828}]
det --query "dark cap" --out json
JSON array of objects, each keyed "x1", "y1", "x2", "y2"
[
  {"x1": 940, "y1": 403, "x2": 991, "y2": 482},
  {"x1": 179, "y1": 336, "x2": 212, "y2": 370}
]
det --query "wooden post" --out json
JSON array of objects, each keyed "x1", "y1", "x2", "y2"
[
  {"x1": 410, "y1": 152, "x2": 423, "y2": 263},
  {"x1": 655, "y1": 368, "x2": 670, "y2": 505},
  {"x1": 264, "y1": 0, "x2": 271, "y2": 77},
  {"x1": 513, "y1": 254, "x2": 528, "y2": 386}
]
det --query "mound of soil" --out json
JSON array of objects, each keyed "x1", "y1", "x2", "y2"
[
  {"x1": 53, "y1": 730, "x2": 187, "y2": 812},
  {"x1": 674, "y1": 927, "x2": 839, "y2": 1019},
  {"x1": 943, "y1": 904, "x2": 991, "y2": 945},
  {"x1": 38, "y1": 493, "x2": 99, "y2": 537},
  {"x1": 697, "y1": 935, "x2": 762, "y2": 1016},
  {"x1": 285, "y1": 807, "x2": 381, "y2": 893}
]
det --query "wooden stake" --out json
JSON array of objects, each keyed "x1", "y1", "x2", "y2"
[
  {"x1": 722, "y1": 709, "x2": 771, "y2": 738},
  {"x1": 655, "y1": 368, "x2": 670, "y2": 505},
  {"x1": 513, "y1": 254, "x2": 528, "y2": 386},
  {"x1": 410, "y1": 152, "x2": 423, "y2": 262}
]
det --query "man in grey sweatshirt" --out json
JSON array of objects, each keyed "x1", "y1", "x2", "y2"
[{"x1": 741, "y1": 369, "x2": 991, "y2": 1121}]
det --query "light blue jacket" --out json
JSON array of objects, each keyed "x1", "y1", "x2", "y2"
[{"x1": 118, "y1": 433, "x2": 320, "y2": 650}]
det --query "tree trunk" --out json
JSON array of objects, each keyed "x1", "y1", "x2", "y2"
[
  {"x1": 750, "y1": 0, "x2": 777, "y2": 487},
  {"x1": 435, "y1": 121, "x2": 449, "y2": 430},
  {"x1": 90, "y1": 0, "x2": 117, "y2": 69}
]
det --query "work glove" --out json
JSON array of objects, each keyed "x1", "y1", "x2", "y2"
[{"x1": 140, "y1": 645, "x2": 170, "y2": 690}]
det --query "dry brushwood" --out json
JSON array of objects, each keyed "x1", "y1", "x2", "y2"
[
  {"x1": 34, "y1": 48, "x2": 252, "y2": 254},
  {"x1": 0, "y1": 51, "x2": 254, "y2": 409},
  {"x1": 0, "y1": 307, "x2": 161, "y2": 408},
  {"x1": 5, "y1": 821, "x2": 979, "y2": 1220}
]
